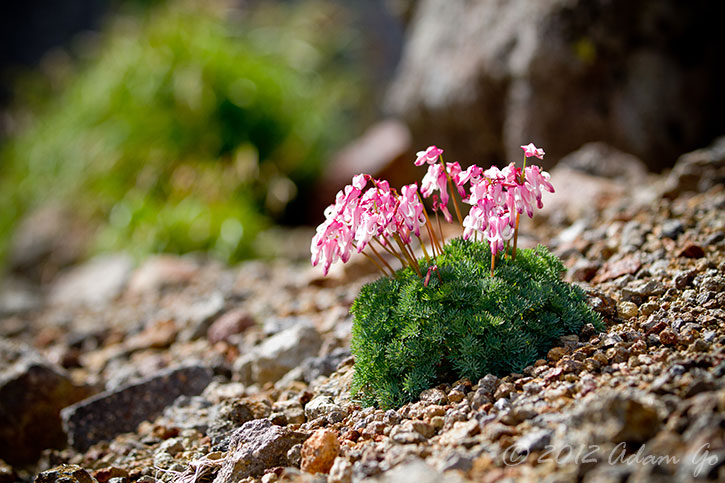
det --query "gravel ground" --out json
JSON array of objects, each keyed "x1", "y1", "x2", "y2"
[{"x1": 0, "y1": 146, "x2": 723, "y2": 483}]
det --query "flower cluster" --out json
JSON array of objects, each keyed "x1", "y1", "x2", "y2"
[
  {"x1": 311, "y1": 174, "x2": 426, "y2": 276},
  {"x1": 459, "y1": 161, "x2": 553, "y2": 256},
  {"x1": 312, "y1": 143, "x2": 554, "y2": 278}
]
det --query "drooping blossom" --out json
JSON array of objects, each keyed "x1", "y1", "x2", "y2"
[
  {"x1": 520, "y1": 143, "x2": 545, "y2": 159},
  {"x1": 524, "y1": 165, "x2": 555, "y2": 209},
  {"x1": 397, "y1": 184, "x2": 425, "y2": 242},
  {"x1": 421, "y1": 162, "x2": 462, "y2": 222},
  {"x1": 454, "y1": 164, "x2": 483, "y2": 199},
  {"x1": 312, "y1": 174, "x2": 427, "y2": 275},
  {"x1": 461, "y1": 161, "x2": 553, "y2": 257},
  {"x1": 415, "y1": 145, "x2": 444, "y2": 166}
]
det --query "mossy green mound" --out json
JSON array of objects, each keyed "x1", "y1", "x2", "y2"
[{"x1": 350, "y1": 238, "x2": 604, "y2": 408}]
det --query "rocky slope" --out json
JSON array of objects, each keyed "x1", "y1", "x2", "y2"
[{"x1": 0, "y1": 141, "x2": 723, "y2": 483}]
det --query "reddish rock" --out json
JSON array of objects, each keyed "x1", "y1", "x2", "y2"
[
  {"x1": 678, "y1": 243, "x2": 705, "y2": 259},
  {"x1": 0, "y1": 340, "x2": 93, "y2": 465},
  {"x1": 92, "y1": 467, "x2": 129, "y2": 483},
  {"x1": 592, "y1": 255, "x2": 642, "y2": 283},
  {"x1": 659, "y1": 329, "x2": 678, "y2": 345},
  {"x1": 300, "y1": 429, "x2": 340, "y2": 474},
  {"x1": 207, "y1": 309, "x2": 255, "y2": 344}
]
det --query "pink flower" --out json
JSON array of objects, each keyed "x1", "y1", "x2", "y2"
[
  {"x1": 352, "y1": 173, "x2": 368, "y2": 190},
  {"x1": 398, "y1": 184, "x2": 425, "y2": 236},
  {"x1": 485, "y1": 210, "x2": 513, "y2": 256},
  {"x1": 520, "y1": 143, "x2": 545, "y2": 159},
  {"x1": 524, "y1": 165, "x2": 554, "y2": 209},
  {"x1": 454, "y1": 165, "x2": 483, "y2": 196},
  {"x1": 414, "y1": 145, "x2": 443, "y2": 166},
  {"x1": 431, "y1": 194, "x2": 452, "y2": 223},
  {"x1": 421, "y1": 163, "x2": 445, "y2": 198},
  {"x1": 462, "y1": 205, "x2": 486, "y2": 240}
]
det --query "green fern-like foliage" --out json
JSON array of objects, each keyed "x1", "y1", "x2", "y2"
[{"x1": 350, "y1": 238, "x2": 603, "y2": 408}]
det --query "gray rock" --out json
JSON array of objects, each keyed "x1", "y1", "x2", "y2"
[
  {"x1": 212, "y1": 419, "x2": 307, "y2": 482},
  {"x1": 419, "y1": 387, "x2": 447, "y2": 405},
  {"x1": 242, "y1": 322, "x2": 323, "y2": 385},
  {"x1": 305, "y1": 396, "x2": 341, "y2": 422},
  {"x1": 435, "y1": 450, "x2": 475, "y2": 473},
  {"x1": 300, "y1": 347, "x2": 351, "y2": 383},
  {"x1": 661, "y1": 219, "x2": 685, "y2": 239},
  {"x1": 515, "y1": 428, "x2": 553, "y2": 452},
  {"x1": 61, "y1": 365, "x2": 212, "y2": 451},
  {"x1": 33, "y1": 464, "x2": 96, "y2": 483},
  {"x1": 207, "y1": 398, "x2": 272, "y2": 451},
  {"x1": 476, "y1": 374, "x2": 500, "y2": 396},
  {"x1": 390, "y1": 425, "x2": 426, "y2": 445},
  {"x1": 387, "y1": 0, "x2": 725, "y2": 171},
  {"x1": 49, "y1": 254, "x2": 133, "y2": 306},
  {"x1": 0, "y1": 340, "x2": 93, "y2": 465}
]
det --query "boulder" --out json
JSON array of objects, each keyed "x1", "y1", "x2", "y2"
[
  {"x1": 662, "y1": 135, "x2": 725, "y2": 198},
  {"x1": 61, "y1": 365, "x2": 212, "y2": 451},
  {"x1": 387, "y1": 0, "x2": 725, "y2": 171},
  {"x1": 0, "y1": 340, "x2": 92, "y2": 465}
]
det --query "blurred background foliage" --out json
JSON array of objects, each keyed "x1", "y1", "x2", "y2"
[{"x1": 0, "y1": 0, "x2": 368, "y2": 266}]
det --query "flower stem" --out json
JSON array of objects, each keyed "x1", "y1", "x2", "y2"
[
  {"x1": 362, "y1": 249, "x2": 394, "y2": 278},
  {"x1": 417, "y1": 234, "x2": 431, "y2": 263},
  {"x1": 512, "y1": 154, "x2": 527, "y2": 261},
  {"x1": 393, "y1": 234, "x2": 421, "y2": 277},
  {"x1": 512, "y1": 212, "x2": 520, "y2": 260},
  {"x1": 439, "y1": 155, "x2": 464, "y2": 225},
  {"x1": 491, "y1": 251, "x2": 496, "y2": 277},
  {"x1": 417, "y1": 193, "x2": 442, "y2": 255},
  {"x1": 369, "y1": 241, "x2": 397, "y2": 276}
]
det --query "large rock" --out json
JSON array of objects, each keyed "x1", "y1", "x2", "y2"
[
  {"x1": 212, "y1": 419, "x2": 307, "y2": 482},
  {"x1": 61, "y1": 365, "x2": 212, "y2": 451},
  {"x1": 0, "y1": 340, "x2": 92, "y2": 465},
  {"x1": 662, "y1": 135, "x2": 725, "y2": 198},
  {"x1": 387, "y1": 0, "x2": 725, "y2": 170}
]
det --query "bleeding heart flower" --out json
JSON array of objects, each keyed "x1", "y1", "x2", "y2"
[
  {"x1": 415, "y1": 145, "x2": 444, "y2": 166},
  {"x1": 520, "y1": 143, "x2": 545, "y2": 159}
]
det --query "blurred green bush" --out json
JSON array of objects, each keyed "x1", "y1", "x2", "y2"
[{"x1": 0, "y1": 0, "x2": 361, "y2": 265}]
